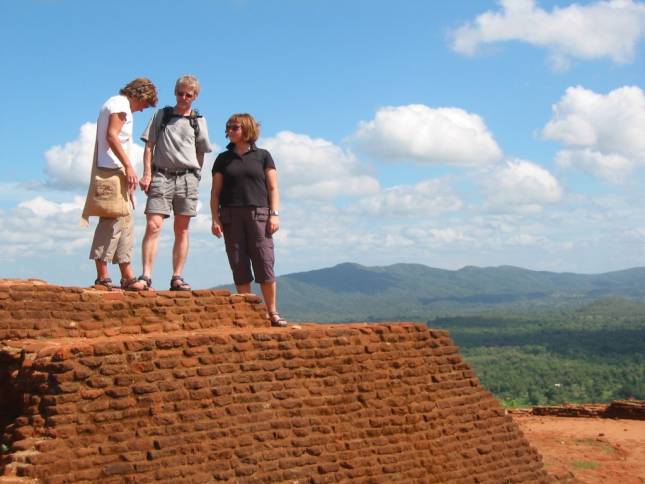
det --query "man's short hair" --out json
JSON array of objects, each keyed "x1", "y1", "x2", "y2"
[
  {"x1": 119, "y1": 78, "x2": 158, "y2": 107},
  {"x1": 175, "y1": 75, "x2": 200, "y2": 96},
  {"x1": 226, "y1": 113, "x2": 261, "y2": 144}
]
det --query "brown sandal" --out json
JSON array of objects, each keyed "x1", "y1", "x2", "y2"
[
  {"x1": 121, "y1": 276, "x2": 149, "y2": 292},
  {"x1": 269, "y1": 311, "x2": 288, "y2": 327},
  {"x1": 94, "y1": 277, "x2": 113, "y2": 290},
  {"x1": 170, "y1": 275, "x2": 192, "y2": 291}
]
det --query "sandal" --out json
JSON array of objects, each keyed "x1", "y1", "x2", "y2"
[
  {"x1": 121, "y1": 275, "x2": 150, "y2": 292},
  {"x1": 170, "y1": 275, "x2": 192, "y2": 291},
  {"x1": 94, "y1": 277, "x2": 113, "y2": 291},
  {"x1": 269, "y1": 311, "x2": 288, "y2": 328}
]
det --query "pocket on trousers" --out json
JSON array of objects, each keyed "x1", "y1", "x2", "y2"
[
  {"x1": 148, "y1": 174, "x2": 165, "y2": 198},
  {"x1": 219, "y1": 207, "x2": 232, "y2": 224},
  {"x1": 187, "y1": 173, "x2": 200, "y2": 199},
  {"x1": 254, "y1": 207, "x2": 270, "y2": 222}
]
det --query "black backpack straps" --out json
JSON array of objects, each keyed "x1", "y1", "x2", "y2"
[
  {"x1": 157, "y1": 107, "x2": 201, "y2": 139},
  {"x1": 158, "y1": 106, "x2": 175, "y2": 135},
  {"x1": 189, "y1": 109, "x2": 201, "y2": 138}
]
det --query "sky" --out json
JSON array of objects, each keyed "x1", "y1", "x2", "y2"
[{"x1": 1, "y1": 0, "x2": 645, "y2": 288}]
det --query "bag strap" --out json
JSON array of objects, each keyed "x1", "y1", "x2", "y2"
[
  {"x1": 158, "y1": 106, "x2": 175, "y2": 135},
  {"x1": 81, "y1": 127, "x2": 103, "y2": 225},
  {"x1": 92, "y1": 132, "x2": 99, "y2": 168},
  {"x1": 157, "y1": 106, "x2": 201, "y2": 139}
]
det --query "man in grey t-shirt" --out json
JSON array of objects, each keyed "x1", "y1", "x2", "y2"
[{"x1": 134, "y1": 75, "x2": 213, "y2": 291}]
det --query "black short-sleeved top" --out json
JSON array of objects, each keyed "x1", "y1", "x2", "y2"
[{"x1": 212, "y1": 143, "x2": 276, "y2": 207}]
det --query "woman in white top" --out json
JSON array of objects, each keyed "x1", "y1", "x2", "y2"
[{"x1": 89, "y1": 78, "x2": 158, "y2": 290}]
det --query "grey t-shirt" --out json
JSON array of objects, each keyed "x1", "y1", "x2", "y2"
[{"x1": 140, "y1": 108, "x2": 213, "y2": 170}]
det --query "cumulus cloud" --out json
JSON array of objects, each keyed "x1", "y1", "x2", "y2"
[
  {"x1": 18, "y1": 196, "x2": 85, "y2": 217},
  {"x1": 452, "y1": 0, "x2": 645, "y2": 69},
  {"x1": 44, "y1": 122, "x2": 144, "y2": 190},
  {"x1": 0, "y1": 196, "x2": 91, "y2": 260},
  {"x1": 261, "y1": 131, "x2": 380, "y2": 200},
  {"x1": 349, "y1": 179, "x2": 463, "y2": 216},
  {"x1": 483, "y1": 159, "x2": 563, "y2": 212},
  {"x1": 544, "y1": 85, "x2": 645, "y2": 182},
  {"x1": 353, "y1": 104, "x2": 502, "y2": 166},
  {"x1": 554, "y1": 149, "x2": 633, "y2": 183}
]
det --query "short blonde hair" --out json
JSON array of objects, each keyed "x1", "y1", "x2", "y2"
[
  {"x1": 119, "y1": 77, "x2": 158, "y2": 107},
  {"x1": 226, "y1": 113, "x2": 261, "y2": 144},
  {"x1": 175, "y1": 75, "x2": 200, "y2": 95}
]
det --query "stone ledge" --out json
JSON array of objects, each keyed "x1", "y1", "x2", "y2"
[{"x1": 0, "y1": 280, "x2": 269, "y2": 341}]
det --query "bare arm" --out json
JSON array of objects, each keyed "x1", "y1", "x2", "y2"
[
  {"x1": 197, "y1": 152, "x2": 204, "y2": 169},
  {"x1": 210, "y1": 172, "x2": 224, "y2": 238},
  {"x1": 266, "y1": 168, "x2": 280, "y2": 234},
  {"x1": 107, "y1": 113, "x2": 137, "y2": 190},
  {"x1": 139, "y1": 141, "x2": 154, "y2": 192}
]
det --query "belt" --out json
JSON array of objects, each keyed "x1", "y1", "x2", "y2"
[{"x1": 153, "y1": 166, "x2": 199, "y2": 176}]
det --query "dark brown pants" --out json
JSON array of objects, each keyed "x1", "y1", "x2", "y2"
[{"x1": 220, "y1": 206, "x2": 275, "y2": 285}]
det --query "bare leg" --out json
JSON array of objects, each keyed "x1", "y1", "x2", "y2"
[
  {"x1": 260, "y1": 281, "x2": 277, "y2": 314},
  {"x1": 118, "y1": 263, "x2": 135, "y2": 281},
  {"x1": 127, "y1": 214, "x2": 164, "y2": 290},
  {"x1": 172, "y1": 215, "x2": 191, "y2": 276},
  {"x1": 235, "y1": 282, "x2": 252, "y2": 294},
  {"x1": 142, "y1": 214, "x2": 165, "y2": 277},
  {"x1": 95, "y1": 260, "x2": 109, "y2": 280}
]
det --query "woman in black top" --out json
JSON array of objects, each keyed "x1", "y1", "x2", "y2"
[{"x1": 210, "y1": 113, "x2": 287, "y2": 327}]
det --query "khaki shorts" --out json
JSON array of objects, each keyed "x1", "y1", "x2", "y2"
[
  {"x1": 145, "y1": 171, "x2": 200, "y2": 218},
  {"x1": 89, "y1": 214, "x2": 133, "y2": 264},
  {"x1": 220, "y1": 206, "x2": 275, "y2": 285}
]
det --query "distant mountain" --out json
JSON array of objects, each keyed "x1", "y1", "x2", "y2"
[{"x1": 220, "y1": 262, "x2": 645, "y2": 322}]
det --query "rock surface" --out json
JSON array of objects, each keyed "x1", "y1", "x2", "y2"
[{"x1": 1, "y1": 280, "x2": 549, "y2": 483}]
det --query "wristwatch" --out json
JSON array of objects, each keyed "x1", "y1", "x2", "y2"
[{"x1": 269, "y1": 209, "x2": 279, "y2": 216}]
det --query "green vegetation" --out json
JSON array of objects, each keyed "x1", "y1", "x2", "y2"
[
  {"x1": 571, "y1": 460, "x2": 599, "y2": 470},
  {"x1": 574, "y1": 439, "x2": 615, "y2": 455},
  {"x1": 222, "y1": 263, "x2": 645, "y2": 405},
  {"x1": 430, "y1": 299, "x2": 645, "y2": 406},
  {"x1": 267, "y1": 262, "x2": 645, "y2": 322}
]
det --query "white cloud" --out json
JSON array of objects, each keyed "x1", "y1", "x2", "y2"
[
  {"x1": 18, "y1": 196, "x2": 85, "y2": 217},
  {"x1": 452, "y1": 0, "x2": 645, "y2": 69},
  {"x1": 44, "y1": 122, "x2": 144, "y2": 190},
  {"x1": 555, "y1": 149, "x2": 633, "y2": 183},
  {"x1": 483, "y1": 159, "x2": 563, "y2": 212},
  {"x1": 544, "y1": 85, "x2": 645, "y2": 181},
  {"x1": 353, "y1": 104, "x2": 502, "y2": 166},
  {"x1": 0, "y1": 197, "x2": 91, "y2": 260},
  {"x1": 261, "y1": 131, "x2": 380, "y2": 200},
  {"x1": 348, "y1": 179, "x2": 463, "y2": 216}
]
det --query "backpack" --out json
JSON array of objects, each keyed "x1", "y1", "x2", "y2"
[{"x1": 158, "y1": 106, "x2": 201, "y2": 138}]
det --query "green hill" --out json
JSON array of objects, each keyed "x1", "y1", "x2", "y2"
[
  {"x1": 218, "y1": 263, "x2": 645, "y2": 404},
  {"x1": 222, "y1": 262, "x2": 645, "y2": 322}
]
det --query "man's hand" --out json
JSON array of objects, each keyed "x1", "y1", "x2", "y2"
[
  {"x1": 139, "y1": 174, "x2": 151, "y2": 193},
  {"x1": 211, "y1": 218, "x2": 223, "y2": 238},
  {"x1": 125, "y1": 166, "x2": 138, "y2": 192},
  {"x1": 268, "y1": 215, "x2": 279, "y2": 234}
]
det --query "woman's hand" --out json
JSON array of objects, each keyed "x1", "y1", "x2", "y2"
[
  {"x1": 211, "y1": 218, "x2": 223, "y2": 238},
  {"x1": 268, "y1": 215, "x2": 279, "y2": 234},
  {"x1": 125, "y1": 165, "x2": 138, "y2": 192}
]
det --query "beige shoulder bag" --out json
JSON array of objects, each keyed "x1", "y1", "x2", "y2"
[{"x1": 81, "y1": 129, "x2": 131, "y2": 223}]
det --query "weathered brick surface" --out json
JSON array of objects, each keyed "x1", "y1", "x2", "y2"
[
  {"x1": 0, "y1": 281, "x2": 550, "y2": 482},
  {"x1": 0, "y1": 280, "x2": 267, "y2": 341}
]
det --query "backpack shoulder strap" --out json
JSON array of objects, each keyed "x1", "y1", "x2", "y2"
[
  {"x1": 158, "y1": 106, "x2": 175, "y2": 134},
  {"x1": 188, "y1": 109, "x2": 201, "y2": 138}
]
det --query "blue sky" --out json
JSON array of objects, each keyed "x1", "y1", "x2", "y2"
[{"x1": 1, "y1": 0, "x2": 645, "y2": 288}]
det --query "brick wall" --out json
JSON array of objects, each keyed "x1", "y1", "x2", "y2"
[
  {"x1": 0, "y1": 281, "x2": 267, "y2": 341},
  {"x1": 0, "y1": 281, "x2": 550, "y2": 483}
]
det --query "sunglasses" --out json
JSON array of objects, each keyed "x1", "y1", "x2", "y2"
[
  {"x1": 176, "y1": 91, "x2": 195, "y2": 99},
  {"x1": 226, "y1": 124, "x2": 242, "y2": 131}
]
